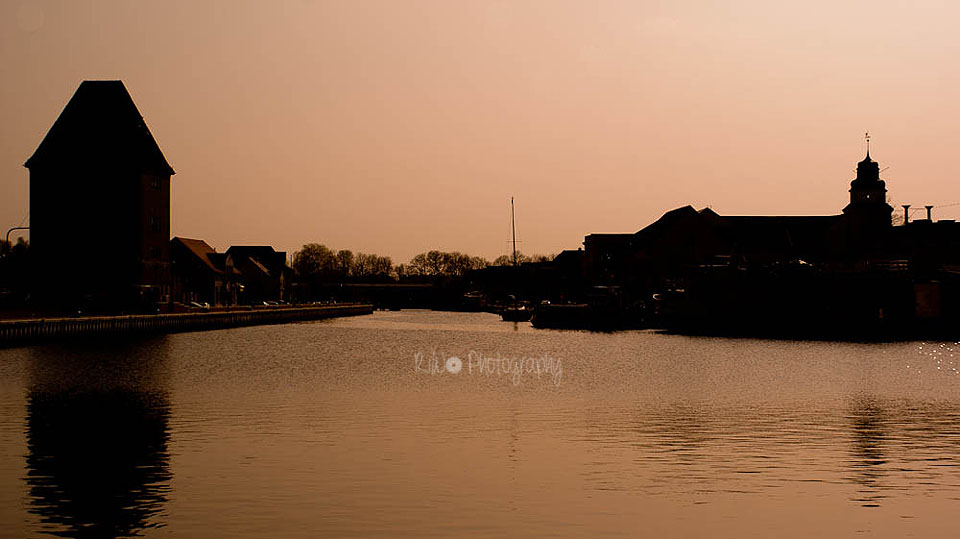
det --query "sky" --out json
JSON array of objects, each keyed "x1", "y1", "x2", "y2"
[{"x1": 3, "y1": 0, "x2": 960, "y2": 263}]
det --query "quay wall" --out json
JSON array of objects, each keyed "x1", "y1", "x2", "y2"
[{"x1": 0, "y1": 304, "x2": 373, "y2": 348}]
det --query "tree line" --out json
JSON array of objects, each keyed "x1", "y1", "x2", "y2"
[
  {"x1": 292, "y1": 244, "x2": 394, "y2": 281},
  {"x1": 291, "y1": 243, "x2": 555, "y2": 282}
]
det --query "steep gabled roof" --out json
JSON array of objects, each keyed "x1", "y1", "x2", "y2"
[
  {"x1": 25, "y1": 80, "x2": 174, "y2": 175},
  {"x1": 226, "y1": 246, "x2": 288, "y2": 278},
  {"x1": 172, "y1": 237, "x2": 222, "y2": 275}
]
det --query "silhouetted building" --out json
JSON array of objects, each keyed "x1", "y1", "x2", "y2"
[
  {"x1": 842, "y1": 151, "x2": 894, "y2": 255},
  {"x1": 583, "y1": 234, "x2": 633, "y2": 285},
  {"x1": 573, "y1": 150, "x2": 960, "y2": 332},
  {"x1": 549, "y1": 248, "x2": 585, "y2": 299},
  {"x1": 225, "y1": 246, "x2": 290, "y2": 304},
  {"x1": 170, "y1": 237, "x2": 240, "y2": 306},
  {"x1": 25, "y1": 80, "x2": 174, "y2": 310},
  {"x1": 583, "y1": 151, "x2": 914, "y2": 285}
]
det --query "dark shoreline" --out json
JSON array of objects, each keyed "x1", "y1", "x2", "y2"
[{"x1": 0, "y1": 304, "x2": 373, "y2": 348}]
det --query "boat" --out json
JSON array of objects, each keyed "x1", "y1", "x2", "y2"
[
  {"x1": 530, "y1": 302, "x2": 589, "y2": 328},
  {"x1": 530, "y1": 287, "x2": 645, "y2": 330},
  {"x1": 500, "y1": 304, "x2": 532, "y2": 322}
]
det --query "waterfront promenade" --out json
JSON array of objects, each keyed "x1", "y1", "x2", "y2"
[{"x1": 0, "y1": 304, "x2": 373, "y2": 347}]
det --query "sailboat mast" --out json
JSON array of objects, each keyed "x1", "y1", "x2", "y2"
[{"x1": 511, "y1": 197, "x2": 517, "y2": 267}]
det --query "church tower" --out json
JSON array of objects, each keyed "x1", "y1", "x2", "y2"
[{"x1": 842, "y1": 139, "x2": 892, "y2": 238}]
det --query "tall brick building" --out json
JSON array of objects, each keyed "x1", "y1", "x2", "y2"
[{"x1": 25, "y1": 80, "x2": 174, "y2": 309}]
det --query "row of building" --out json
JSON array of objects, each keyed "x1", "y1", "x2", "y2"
[
  {"x1": 170, "y1": 239, "x2": 290, "y2": 307},
  {"x1": 512, "y1": 147, "x2": 960, "y2": 331}
]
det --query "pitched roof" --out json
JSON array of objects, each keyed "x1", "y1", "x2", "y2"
[
  {"x1": 172, "y1": 237, "x2": 222, "y2": 274},
  {"x1": 246, "y1": 257, "x2": 273, "y2": 277},
  {"x1": 225, "y1": 246, "x2": 287, "y2": 273},
  {"x1": 24, "y1": 80, "x2": 174, "y2": 175},
  {"x1": 553, "y1": 249, "x2": 583, "y2": 265},
  {"x1": 630, "y1": 206, "x2": 844, "y2": 264},
  {"x1": 633, "y1": 205, "x2": 707, "y2": 245}
]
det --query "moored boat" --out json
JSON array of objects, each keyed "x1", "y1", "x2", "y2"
[
  {"x1": 500, "y1": 305, "x2": 532, "y2": 322},
  {"x1": 530, "y1": 302, "x2": 590, "y2": 329}
]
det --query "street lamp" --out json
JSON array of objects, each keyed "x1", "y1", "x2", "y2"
[{"x1": 3, "y1": 226, "x2": 29, "y2": 257}]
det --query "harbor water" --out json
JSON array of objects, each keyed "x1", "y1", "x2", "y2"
[{"x1": 2, "y1": 310, "x2": 960, "y2": 537}]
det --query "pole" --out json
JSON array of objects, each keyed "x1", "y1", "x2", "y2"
[{"x1": 511, "y1": 197, "x2": 517, "y2": 266}]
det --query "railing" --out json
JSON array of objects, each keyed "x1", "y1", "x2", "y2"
[{"x1": 0, "y1": 304, "x2": 373, "y2": 348}]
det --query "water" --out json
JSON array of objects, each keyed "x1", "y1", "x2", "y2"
[{"x1": 2, "y1": 310, "x2": 960, "y2": 537}]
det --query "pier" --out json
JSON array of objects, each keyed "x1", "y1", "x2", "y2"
[{"x1": 0, "y1": 304, "x2": 373, "y2": 348}]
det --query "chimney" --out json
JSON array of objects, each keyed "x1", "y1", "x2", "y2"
[
  {"x1": 902, "y1": 204, "x2": 911, "y2": 225},
  {"x1": 926, "y1": 205, "x2": 934, "y2": 221}
]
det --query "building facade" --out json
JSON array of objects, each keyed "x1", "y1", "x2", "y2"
[
  {"x1": 224, "y1": 246, "x2": 289, "y2": 304},
  {"x1": 170, "y1": 237, "x2": 240, "y2": 306},
  {"x1": 25, "y1": 80, "x2": 174, "y2": 310}
]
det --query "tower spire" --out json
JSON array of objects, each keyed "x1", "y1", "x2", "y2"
[{"x1": 865, "y1": 131, "x2": 871, "y2": 157}]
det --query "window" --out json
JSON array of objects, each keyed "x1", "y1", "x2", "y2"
[
  {"x1": 150, "y1": 215, "x2": 161, "y2": 232},
  {"x1": 151, "y1": 246, "x2": 162, "y2": 258},
  {"x1": 151, "y1": 177, "x2": 161, "y2": 190}
]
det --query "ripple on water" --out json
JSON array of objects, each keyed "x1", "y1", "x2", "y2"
[{"x1": 2, "y1": 311, "x2": 960, "y2": 537}]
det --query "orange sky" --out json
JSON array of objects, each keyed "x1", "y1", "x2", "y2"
[{"x1": 4, "y1": 0, "x2": 960, "y2": 263}]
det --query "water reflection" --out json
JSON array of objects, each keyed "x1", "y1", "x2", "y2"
[
  {"x1": 25, "y1": 337, "x2": 171, "y2": 538},
  {"x1": 847, "y1": 396, "x2": 888, "y2": 507}
]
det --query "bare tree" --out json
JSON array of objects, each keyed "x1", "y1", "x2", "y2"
[
  {"x1": 372, "y1": 255, "x2": 393, "y2": 277},
  {"x1": 407, "y1": 250, "x2": 488, "y2": 277},
  {"x1": 530, "y1": 253, "x2": 555, "y2": 263},
  {"x1": 493, "y1": 252, "x2": 531, "y2": 266},
  {"x1": 353, "y1": 253, "x2": 375, "y2": 278},
  {"x1": 408, "y1": 253, "x2": 428, "y2": 276},
  {"x1": 336, "y1": 249, "x2": 355, "y2": 277},
  {"x1": 293, "y1": 243, "x2": 337, "y2": 278}
]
